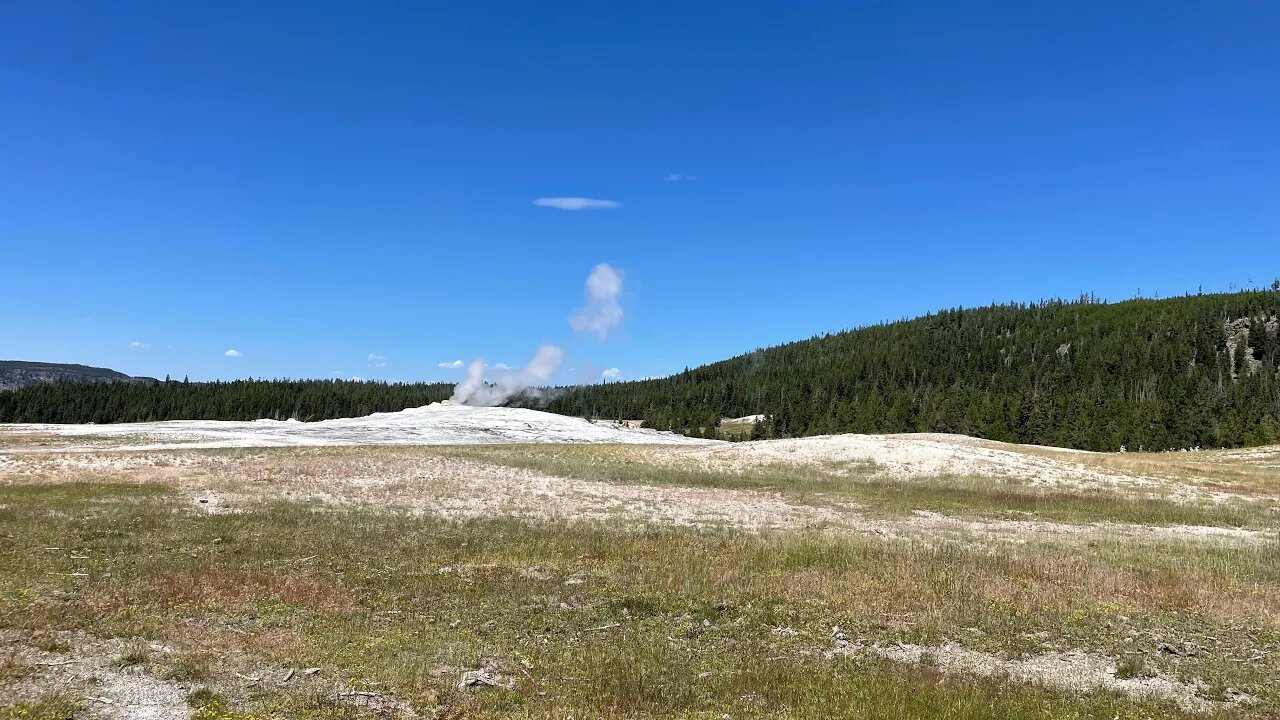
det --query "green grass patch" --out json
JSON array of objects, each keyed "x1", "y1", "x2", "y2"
[
  {"x1": 1, "y1": 483, "x2": 1276, "y2": 718},
  {"x1": 0, "y1": 696, "x2": 80, "y2": 720}
]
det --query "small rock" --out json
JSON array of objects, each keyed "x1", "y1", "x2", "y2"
[
  {"x1": 1223, "y1": 687, "x2": 1254, "y2": 704},
  {"x1": 771, "y1": 627, "x2": 798, "y2": 637},
  {"x1": 458, "y1": 669, "x2": 516, "y2": 690},
  {"x1": 303, "y1": 667, "x2": 321, "y2": 675}
]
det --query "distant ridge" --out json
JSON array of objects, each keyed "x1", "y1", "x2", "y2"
[{"x1": 0, "y1": 361, "x2": 152, "y2": 392}]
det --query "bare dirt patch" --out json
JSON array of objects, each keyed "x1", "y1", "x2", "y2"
[{"x1": 1, "y1": 631, "x2": 191, "y2": 719}]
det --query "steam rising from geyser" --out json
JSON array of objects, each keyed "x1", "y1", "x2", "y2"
[
  {"x1": 449, "y1": 344, "x2": 565, "y2": 406},
  {"x1": 449, "y1": 263, "x2": 623, "y2": 406}
]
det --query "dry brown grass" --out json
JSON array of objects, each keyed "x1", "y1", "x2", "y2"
[
  {"x1": 1019, "y1": 444, "x2": 1280, "y2": 498},
  {"x1": 0, "y1": 430, "x2": 60, "y2": 449},
  {"x1": 143, "y1": 564, "x2": 360, "y2": 613}
]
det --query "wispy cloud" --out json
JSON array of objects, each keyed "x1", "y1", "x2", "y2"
[
  {"x1": 367, "y1": 353, "x2": 387, "y2": 368},
  {"x1": 438, "y1": 360, "x2": 464, "y2": 369},
  {"x1": 224, "y1": 349, "x2": 243, "y2": 357},
  {"x1": 601, "y1": 367, "x2": 621, "y2": 380},
  {"x1": 571, "y1": 263, "x2": 624, "y2": 339},
  {"x1": 664, "y1": 172, "x2": 698, "y2": 182},
  {"x1": 492, "y1": 362, "x2": 512, "y2": 370},
  {"x1": 130, "y1": 341, "x2": 149, "y2": 349},
  {"x1": 533, "y1": 197, "x2": 621, "y2": 211}
]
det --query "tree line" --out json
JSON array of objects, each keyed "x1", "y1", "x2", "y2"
[
  {"x1": 544, "y1": 290, "x2": 1280, "y2": 451},
  {"x1": 0, "y1": 378, "x2": 453, "y2": 424}
]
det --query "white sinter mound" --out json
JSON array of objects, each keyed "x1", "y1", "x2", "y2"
[{"x1": 19, "y1": 401, "x2": 715, "y2": 450}]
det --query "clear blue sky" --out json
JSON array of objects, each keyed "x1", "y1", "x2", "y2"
[{"x1": 2, "y1": 1, "x2": 1277, "y2": 383}]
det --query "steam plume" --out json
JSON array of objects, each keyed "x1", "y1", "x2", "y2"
[
  {"x1": 570, "y1": 263, "x2": 623, "y2": 339},
  {"x1": 449, "y1": 344, "x2": 565, "y2": 406},
  {"x1": 450, "y1": 263, "x2": 622, "y2": 406}
]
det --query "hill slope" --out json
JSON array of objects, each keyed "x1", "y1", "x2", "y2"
[
  {"x1": 544, "y1": 291, "x2": 1280, "y2": 451},
  {"x1": 0, "y1": 361, "x2": 148, "y2": 392}
]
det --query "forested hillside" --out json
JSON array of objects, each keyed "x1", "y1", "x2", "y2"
[
  {"x1": 0, "y1": 378, "x2": 453, "y2": 424},
  {"x1": 545, "y1": 290, "x2": 1280, "y2": 451},
  {"x1": 0, "y1": 361, "x2": 150, "y2": 391}
]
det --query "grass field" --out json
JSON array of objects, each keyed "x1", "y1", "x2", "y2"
[{"x1": 1, "y1": 437, "x2": 1278, "y2": 719}]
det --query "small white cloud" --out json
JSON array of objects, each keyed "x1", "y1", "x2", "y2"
[
  {"x1": 130, "y1": 341, "x2": 149, "y2": 349},
  {"x1": 438, "y1": 360, "x2": 464, "y2": 369},
  {"x1": 571, "y1": 263, "x2": 624, "y2": 340},
  {"x1": 664, "y1": 172, "x2": 699, "y2": 182},
  {"x1": 349, "y1": 375, "x2": 366, "y2": 382},
  {"x1": 367, "y1": 353, "x2": 387, "y2": 368},
  {"x1": 492, "y1": 362, "x2": 512, "y2": 370},
  {"x1": 601, "y1": 367, "x2": 621, "y2": 380},
  {"x1": 533, "y1": 197, "x2": 621, "y2": 211},
  {"x1": 224, "y1": 349, "x2": 243, "y2": 357}
]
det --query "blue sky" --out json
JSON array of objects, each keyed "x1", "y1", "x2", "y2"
[{"x1": 2, "y1": 1, "x2": 1277, "y2": 384}]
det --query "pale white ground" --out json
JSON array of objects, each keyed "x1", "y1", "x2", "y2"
[
  {"x1": 0, "y1": 404, "x2": 1251, "y2": 503},
  {"x1": 2, "y1": 404, "x2": 1274, "y2": 543},
  {"x1": 706, "y1": 433, "x2": 1114, "y2": 485},
  {"x1": 839, "y1": 640, "x2": 1232, "y2": 713},
  {"x1": 3, "y1": 401, "x2": 715, "y2": 451},
  {"x1": 0, "y1": 449, "x2": 1268, "y2": 547},
  {"x1": 0, "y1": 404, "x2": 1195, "y2": 497},
  {"x1": 694, "y1": 433, "x2": 1272, "y2": 504}
]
